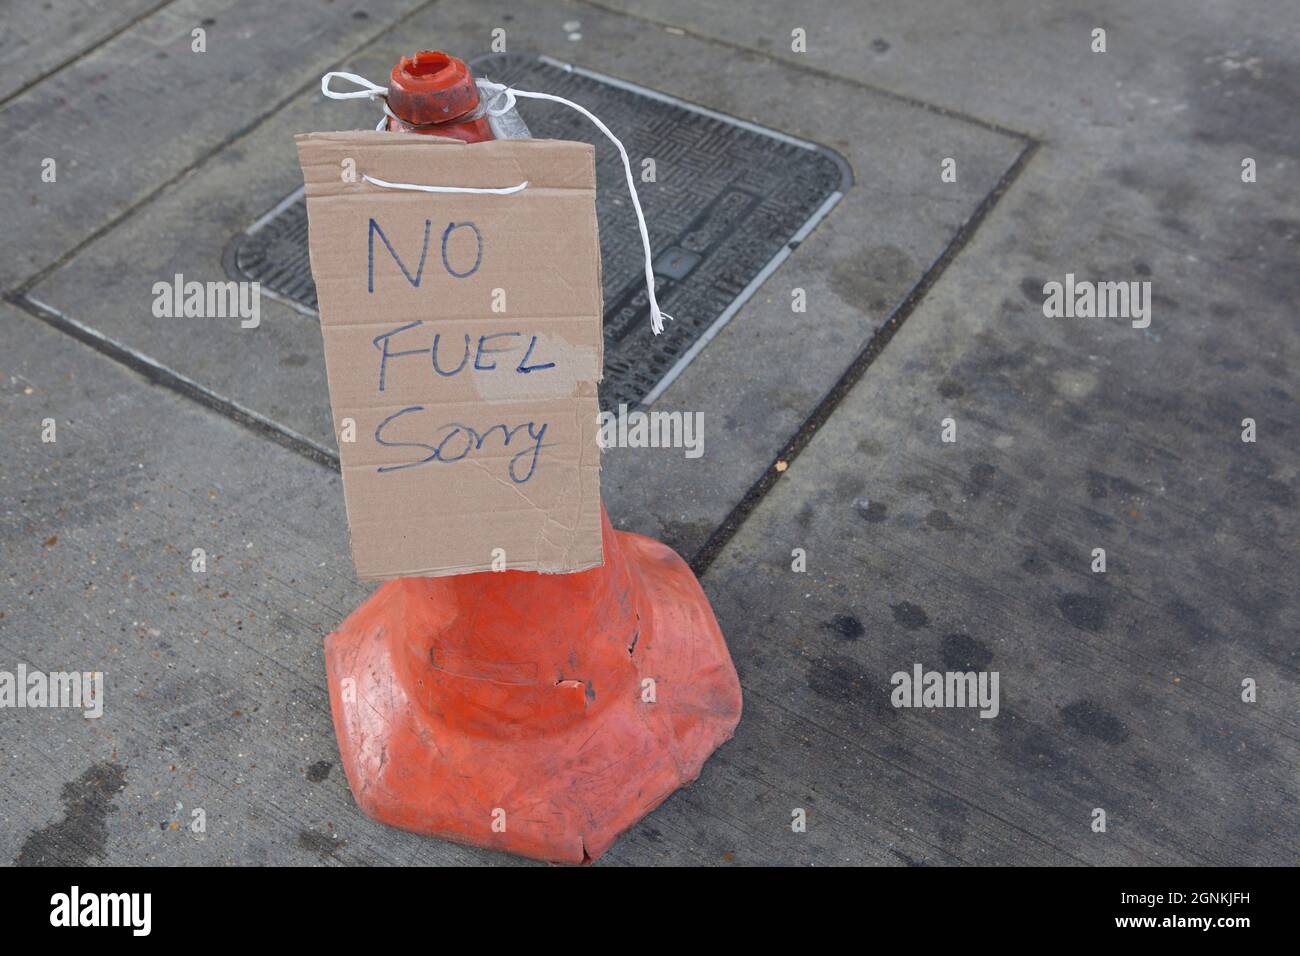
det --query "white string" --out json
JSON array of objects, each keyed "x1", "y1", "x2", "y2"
[
  {"x1": 321, "y1": 71, "x2": 391, "y2": 129},
  {"x1": 320, "y1": 70, "x2": 672, "y2": 335},
  {"x1": 477, "y1": 80, "x2": 671, "y2": 334},
  {"x1": 477, "y1": 80, "x2": 518, "y2": 117},
  {"x1": 321, "y1": 71, "x2": 388, "y2": 100},
  {"x1": 362, "y1": 174, "x2": 528, "y2": 195}
]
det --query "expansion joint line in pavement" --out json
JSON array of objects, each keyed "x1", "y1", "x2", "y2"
[
  {"x1": 574, "y1": 0, "x2": 1036, "y2": 142},
  {"x1": 7, "y1": 292, "x2": 342, "y2": 473},
  {"x1": 688, "y1": 138, "x2": 1041, "y2": 577},
  {"x1": 0, "y1": 0, "x2": 176, "y2": 111}
]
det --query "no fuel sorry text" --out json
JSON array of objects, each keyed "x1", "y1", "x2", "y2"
[{"x1": 363, "y1": 216, "x2": 562, "y2": 486}]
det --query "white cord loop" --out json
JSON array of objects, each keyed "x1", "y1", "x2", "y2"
[
  {"x1": 477, "y1": 81, "x2": 517, "y2": 117},
  {"x1": 476, "y1": 80, "x2": 671, "y2": 333},
  {"x1": 362, "y1": 174, "x2": 528, "y2": 195},
  {"x1": 320, "y1": 69, "x2": 672, "y2": 335},
  {"x1": 321, "y1": 71, "x2": 389, "y2": 100},
  {"x1": 321, "y1": 71, "x2": 390, "y2": 128}
]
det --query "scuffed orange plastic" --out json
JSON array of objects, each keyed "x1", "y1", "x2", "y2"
[{"x1": 325, "y1": 505, "x2": 743, "y2": 863}]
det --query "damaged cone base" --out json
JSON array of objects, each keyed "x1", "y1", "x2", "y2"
[{"x1": 326, "y1": 506, "x2": 742, "y2": 863}]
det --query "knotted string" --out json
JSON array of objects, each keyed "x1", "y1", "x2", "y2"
[{"x1": 321, "y1": 70, "x2": 672, "y2": 334}]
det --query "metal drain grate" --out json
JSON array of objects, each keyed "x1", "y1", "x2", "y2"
[{"x1": 227, "y1": 54, "x2": 850, "y2": 408}]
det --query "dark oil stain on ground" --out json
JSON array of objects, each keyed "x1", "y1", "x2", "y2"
[
  {"x1": 821, "y1": 614, "x2": 865, "y2": 641},
  {"x1": 1061, "y1": 699, "x2": 1130, "y2": 745},
  {"x1": 829, "y1": 245, "x2": 915, "y2": 316},
  {"x1": 1020, "y1": 549, "x2": 1051, "y2": 575},
  {"x1": 963, "y1": 463, "x2": 997, "y2": 498},
  {"x1": 926, "y1": 509, "x2": 955, "y2": 531},
  {"x1": 995, "y1": 715, "x2": 1066, "y2": 772},
  {"x1": 855, "y1": 498, "x2": 888, "y2": 522},
  {"x1": 940, "y1": 633, "x2": 994, "y2": 671},
  {"x1": 1020, "y1": 276, "x2": 1045, "y2": 303},
  {"x1": 298, "y1": 828, "x2": 345, "y2": 860},
  {"x1": 806, "y1": 655, "x2": 897, "y2": 720},
  {"x1": 15, "y1": 761, "x2": 127, "y2": 866},
  {"x1": 1186, "y1": 40, "x2": 1300, "y2": 157},
  {"x1": 891, "y1": 602, "x2": 930, "y2": 630},
  {"x1": 1164, "y1": 598, "x2": 1222, "y2": 644},
  {"x1": 1058, "y1": 592, "x2": 1107, "y2": 632},
  {"x1": 306, "y1": 760, "x2": 333, "y2": 782}
]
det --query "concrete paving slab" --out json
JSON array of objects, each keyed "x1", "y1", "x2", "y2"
[
  {"x1": 0, "y1": 304, "x2": 411, "y2": 865},
  {"x1": 0, "y1": 0, "x2": 430, "y2": 290},
  {"x1": 594, "y1": 0, "x2": 1300, "y2": 150},
  {"x1": 20, "y1": 0, "x2": 1027, "y2": 560},
  {"x1": 0, "y1": 0, "x2": 165, "y2": 104},
  {"x1": 700, "y1": 119, "x2": 1299, "y2": 865}
]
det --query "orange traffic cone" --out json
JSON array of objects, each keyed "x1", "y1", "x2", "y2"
[
  {"x1": 322, "y1": 52, "x2": 742, "y2": 863},
  {"x1": 326, "y1": 504, "x2": 742, "y2": 863}
]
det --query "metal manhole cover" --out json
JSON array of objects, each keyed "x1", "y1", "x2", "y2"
[{"x1": 227, "y1": 53, "x2": 851, "y2": 408}]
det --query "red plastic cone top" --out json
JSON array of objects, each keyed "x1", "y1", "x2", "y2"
[
  {"x1": 384, "y1": 50, "x2": 492, "y2": 142},
  {"x1": 323, "y1": 51, "x2": 742, "y2": 864}
]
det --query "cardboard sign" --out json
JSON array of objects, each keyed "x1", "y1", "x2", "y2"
[{"x1": 295, "y1": 131, "x2": 604, "y2": 580}]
